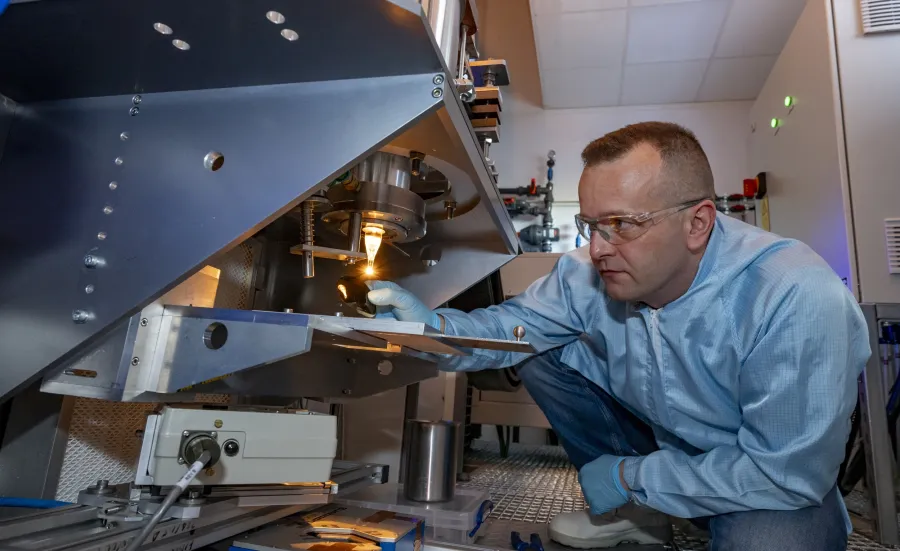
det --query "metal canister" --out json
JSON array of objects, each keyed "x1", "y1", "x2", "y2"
[{"x1": 402, "y1": 420, "x2": 460, "y2": 502}]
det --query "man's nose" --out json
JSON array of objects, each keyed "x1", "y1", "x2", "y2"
[{"x1": 590, "y1": 231, "x2": 616, "y2": 260}]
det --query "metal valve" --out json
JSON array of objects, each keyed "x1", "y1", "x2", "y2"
[{"x1": 513, "y1": 326, "x2": 526, "y2": 342}]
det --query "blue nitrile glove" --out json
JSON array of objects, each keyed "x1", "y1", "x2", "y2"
[
  {"x1": 366, "y1": 281, "x2": 442, "y2": 330},
  {"x1": 578, "y1": 455, "x2": 629, "y2": 515}
]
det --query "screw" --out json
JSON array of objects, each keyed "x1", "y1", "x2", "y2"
[
  {"x1": 132, "y1": 95, "x2": 142, "y2": 105},
  {"x1": 120, "y1": 132, "x2": 129, "y2": 141},
  {"x1": 214, "y1": 419, "x2": 223, "y2": 428},
  {"x1": 129, "y1": 107, "x2": 139, "y2": 116},
  {"x1": 109, "y1": 181, "x2": 118, "y2": 190},
  {"x1": 114, "y1": 157, "x2": 124, "y2": 165},
  {"x1": 84, "y1": 254, "x2": 103, "y2": 268},
  {"x1": 433, "y1": 74, "x2": 445, "y2": 85},
  {"x1": 72, "y1": 310, "x2": 91, "y2": 323},
  {"x1": 131, "y1": 357, "x2": 140, "y2": 366},
  {"x1": 177, "y1": 457, "x2": 185, "y2": 464},
  {"x1": 97, "y1": 232, "x2": 107, "y2": 240},
  {"x1": 210, "y1": 431, "x2": 217, "y2": 438},
  {"x1": 342, "y1": 389, "x2": 352, "y2": 395},
  {"x1": 103, "y1": 205, "x2": 113, "y2": 215},
  {"x1": 85, "y1": 284, "x2": 94, "y2": 294},
  {"x1": 182, "y1": 430, "x2": 190, "y2": 437},
  {"x1": 431, "y1": 88, "x2": 443, "y2": 99},
  {"x1": 140, "y1": 318, "x2": 148, "y2": 326}
]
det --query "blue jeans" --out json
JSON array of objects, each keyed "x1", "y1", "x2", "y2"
[{"x1": 517, "y1": 348, "x2": 849, "y2": 551}]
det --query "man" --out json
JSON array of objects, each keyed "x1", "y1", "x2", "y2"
[{"x1": 367, "y1": 122, "x2": 868, "y2": 550}]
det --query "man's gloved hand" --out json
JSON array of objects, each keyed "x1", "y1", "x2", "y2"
[
  {"x1": 578, "y1": 455, "x2": 630, "y2": 515},
  {"x1": 366, "y1": 281, "x2": 442, "y2": 330}
]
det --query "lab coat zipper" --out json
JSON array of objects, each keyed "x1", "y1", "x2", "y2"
[{"x1": 647, "y1": 308, "x2": 664, "y2": 424}]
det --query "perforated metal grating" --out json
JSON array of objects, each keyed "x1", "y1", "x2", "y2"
[
  {"x1": 461, "y1": 442, "x2": 900, "y2": 551},
  {"x1": 54, "y1": 242, "x2": 256, "y2": 501}
]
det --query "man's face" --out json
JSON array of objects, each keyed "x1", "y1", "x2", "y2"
[{"x1": 577, "y1": 144, "x2": 692, "y2": 304}]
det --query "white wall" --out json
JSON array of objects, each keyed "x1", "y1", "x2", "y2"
[
  {"x1": 495, "y1": 98, "x2": 753, "y2": 252},
  {"x1": 831, "y1": 0, "x2": 900, "y2": 303},
  {"x1": 749, "y1": 0, "x2": 856, "y2": 292}
]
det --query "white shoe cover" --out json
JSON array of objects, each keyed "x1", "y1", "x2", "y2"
[{"x1": 548, "y1": 504, "x2": 673, "y2": 549}]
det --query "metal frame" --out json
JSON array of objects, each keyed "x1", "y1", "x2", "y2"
[
  {"x1": 859, "y1": 303, "x2": 900, "y2": 545},
  {"x1": 0, "y1": 0, "x2": 519, "y2": 405}
]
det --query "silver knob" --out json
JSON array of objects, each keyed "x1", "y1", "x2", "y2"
[{"x1": 513, "y1": 326, "x2": 525, "y2": 342}]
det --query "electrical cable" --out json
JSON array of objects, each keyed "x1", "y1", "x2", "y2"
[{"x1": 124, "y1": 450, "x2": 211, "y2": 551}]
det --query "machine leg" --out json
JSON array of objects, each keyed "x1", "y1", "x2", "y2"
[{"x1": 860, "y1": 304, "x2": 899, "y2": 544}]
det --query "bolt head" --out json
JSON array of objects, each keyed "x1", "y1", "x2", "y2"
[
  {"x1": 342, "y1": 388, "x2": 352, "y2": 395},
  {"x1": 120, "y1": 132, "x2": 129, "y2": 141},
  {"x1": 182, "y1": 430, "x2": 190, "y2": 437},
  {"x1": 210, "y1": 431, "x2": 217, "y2": 438},
  {"x1": 214, "y1": 419, "x2": 223, "y2": 428},
  {"x1": 72, "y1": 309, "x2": 91, "y2": 323},
  {"x1": 177, "y1": 457, "x2": 185, "y2": 464},
  {"x1": 131, "y1": 357, "x2": 140, "y2": 366},
  {"x1": 140, "y1": 318, "x2": 148, "y2": 326},
  {"x1": 129, "y1": 107, "x2": 139, "y2": 116},
  {"x1": 431, "y1": 88, "x2": 443, "y2": 99},
  {"x1": 433, "y1": 74, "x2": 445, "y2": 85},
  {"x1": 132, "y1": 95, "x2": 142, "y2": 105}
]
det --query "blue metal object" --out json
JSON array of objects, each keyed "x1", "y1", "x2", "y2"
[
  {"x1": 510, "y1": 531, "x2": 544, "y2": 551},
  {"x1": 467, "y1": 499, "x2": 494, "y2": 538}
]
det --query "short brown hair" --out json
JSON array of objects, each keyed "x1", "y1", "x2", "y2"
[{"x1": 581, "y1": 122, "x2": 715, "y2": 203}]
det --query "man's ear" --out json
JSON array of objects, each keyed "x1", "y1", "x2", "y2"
[{"x1": 686, "y1": 201, "x2": 716, "y2": 253}]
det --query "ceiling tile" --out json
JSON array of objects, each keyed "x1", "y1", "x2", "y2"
[
  {"x1": 541, "y1": 67, "x2": 623, "y2": 109},
  {"x1": 625, "y1": 1, "x2": 731, "y2": 64},
  {"x1": 532, "y1": 0, "x2": 628, "y2": 15},
  {"x1": 715, "y1": 0, "x2": 807, "y2": 58},
  {"x1": 621, "y1": 60, "x2": 707, "y2": 105},
  {"x1": 534, "y1": 10, "x2": 628, "y2": 69},
  {"x1": 697, "y1": 56, "x2": 777, "y2": 101},
  {"x1": 629, "y1": 0, "x2": 707, "y2": 5}
]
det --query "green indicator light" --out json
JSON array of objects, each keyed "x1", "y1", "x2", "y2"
[
  {"x1": 771, "y1": 118, "x2": 780, "y2": 129},
  {"x1": 784, "y1": 96, "x2": 794, "y2": 108}
]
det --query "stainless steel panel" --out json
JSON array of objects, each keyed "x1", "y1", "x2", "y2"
[
  {"x1": 0, "y1": 73, "x2": 442, "y2": 403},
  {"x1": 0, "y1": 1, "x2": 439, "y2": 102},
  {"x1": 859, "y1": 303, "x2": 900, "y2": 545}
]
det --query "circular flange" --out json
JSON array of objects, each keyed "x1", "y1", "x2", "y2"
[{"x1": 322, "y1": 181, "x2": 426, "y2": 243}]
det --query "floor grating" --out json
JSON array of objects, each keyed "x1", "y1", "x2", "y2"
[{"x1": 461, "y1": 442, "x2": 899, "y2": 551}]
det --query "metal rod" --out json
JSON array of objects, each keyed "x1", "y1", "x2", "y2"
[
  {"x1": 301, "y1": 201, "x2": 315, "y2": 278},
  {"x1": 347, "y1": 212, "x2": 362, "y2": 265},
  {"x1": 457, "y1": 24, "x2": 468, "y2": 80}
]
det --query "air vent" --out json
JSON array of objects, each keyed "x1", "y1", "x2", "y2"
[
  {"x1": 885, "y1": 218, "x2": 900, "y2": 274},
  {"x1": 860, "y1": 0, "x2": 900, "y2": 34}
]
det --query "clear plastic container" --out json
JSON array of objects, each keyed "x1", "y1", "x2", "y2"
[{"x1": 335, "y1": 483, "x2": 493, "y2": 544}]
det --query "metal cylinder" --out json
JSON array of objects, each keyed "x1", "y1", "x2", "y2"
[
  {"x1": 301, "y1": 201, "x2": 315, "y2": 278},
  {"x1": 402, "y1": 420, "x2": 460, "y2": 502},
  {"x1": 354, "y1": 152, "x2": 411, "y2": 190},
  {"x1": 419, "y1": 0, "x2": 463, "y2": 73},
  {"x1": 348, "y1": 212, "x2": 362, "y2": 257}
]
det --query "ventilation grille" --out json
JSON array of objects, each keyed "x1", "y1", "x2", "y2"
[
  {"x1": 886, "y1": 218, "x2": 900, "y2": 274},
  {"x1": 860, "y1": 0, "x2": 900, "y2": 34}
]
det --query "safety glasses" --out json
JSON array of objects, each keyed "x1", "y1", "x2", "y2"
[{"x1": 574, "y1": 198, "x2": 706, "y2": 245}]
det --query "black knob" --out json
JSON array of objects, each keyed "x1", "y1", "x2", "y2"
[{"x1": 223, "y1": 439, "x2": 240, "y2": 457}]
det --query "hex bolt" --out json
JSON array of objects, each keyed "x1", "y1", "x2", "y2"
[
  {"x1": 210, "y1": 431, "x2": 217, "y2": 438},
  {"x1": 433, "y1": 74, "x2": 445, "y2": 85},
  {"x1": 431, "y1": 88, "x2": 443, "y2": 99},
  {"x1": 129, "y1": 107, "x2": 139, "y2": 116},
  {"x1": 132, "y1": 95, "x2": 142, "y2": 105},
  {"x1": 72, "y1": 310, "x2": 91, "y2": 323},
  {"x1": 131, "y1": 357, "x2": 140, "y2": 366}
]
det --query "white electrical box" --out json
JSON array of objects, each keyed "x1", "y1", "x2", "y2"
[{"x1": 135, "y1": 407, "x2": 337, "y2": 487}]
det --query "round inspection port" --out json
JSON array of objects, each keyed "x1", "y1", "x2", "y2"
[
  {"x1": 204, "y1": 151, "x2": 225, "y2": 171},
  {"x1": 203, "y1": 322, "x2": 228, "y2": 350}
]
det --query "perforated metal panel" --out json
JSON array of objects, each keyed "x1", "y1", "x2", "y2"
[
  {"x1": 462, "y1": 442, "x2": 900, "y2": 551},
  {"x1": 54, "y1": 242, "x2": 257, "y2": 500},
  {"x1": 860, "y1": 0, "x2": 900, "y2": 34}
]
